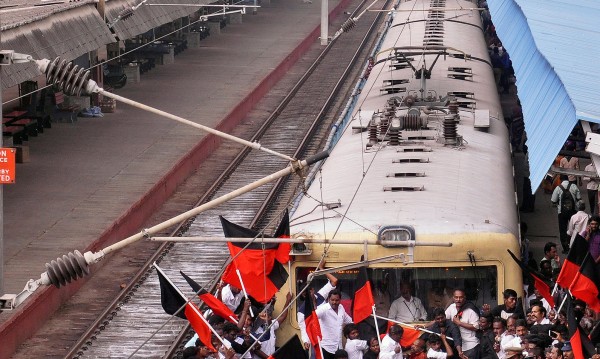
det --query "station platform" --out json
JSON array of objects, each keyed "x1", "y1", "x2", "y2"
[
  {"x1": 499, "y1": 90, "x2": 575, "y2": 260},
  {"x1": 0, "y1": 0, "x2": 350, "y2": 355}
]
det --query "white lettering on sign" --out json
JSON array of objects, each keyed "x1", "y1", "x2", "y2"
[{"x1": 0, "y1": 175, "x2": 11, "y2": 182}]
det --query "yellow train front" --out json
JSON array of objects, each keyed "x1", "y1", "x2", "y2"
[{"x1": 273, "y1": 0, "x2": 522, "y2": 347}]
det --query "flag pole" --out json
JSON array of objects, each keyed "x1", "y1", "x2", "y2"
[
  {"x1": 372, "y1": 307, "x2": 382, "y2": 347},
  {"x1": 154, "y1": 264, "x2": 229, "y2": 348},
  {"x1": 187, "y1": 300, "x2": 230, "y2": 349},
  {"x1": 551, "y1": 282, "x2": 558, "y2": 296},
  {"x1": 371, "y1": 314, "x2": 454, "y2": 341},
  {"x1": 288, "y1": 261, "x2": 293, "y2": 293},
  {"x1": 556, "y1": 291, "x2": 570, "y2": 314},
  {"x1": 236, "y1": 268, "x2": 255, "y2": 317},
  {"x1": 318, "y1": 337, "x2": 325, "y2": 359}
]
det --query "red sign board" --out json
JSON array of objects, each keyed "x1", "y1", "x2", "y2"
[{"x1": 0, "y1": 148, "x2": 16, "y2": 184}]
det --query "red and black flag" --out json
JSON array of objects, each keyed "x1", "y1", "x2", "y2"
[
  {"x1": 267, "y1": 335, "x2": 308, "y2": 359},
  {"x1": 220, "y1": 212, "x2": 290, "y2": 303},
  {"x1": 303, "y1": 289, "x2": 323, "y2": 359},
  {"x1": 273, "y1": 209, "x2": 291, "y2": 264},
  {"x1": 507, "y1": 250, "x2": 555, "y2": 308},
  {"x1": 352, "y1": 265, "x2": 375, "y2": 324},
  {"x1": 568, "y1": 252, "x2": 600, "y2": 312},
  {"x1": 180, "y1": 270, "x2": 238, "y2": 323},
  {"x1": 382, "y1": 321, "x2": 422, "y2": 347},
  {"x1": 556, "y1": 234, "x2": 589, "y2": 288},
  {"x1": 400, "y1": 326, "x2": 423, "y2": 347},
  {"x1": 565, "y1": 294, "x2": 595, "y2": 359},
  {"x1": 155, "y1": 265, "x2": 215, "y2": 351}
]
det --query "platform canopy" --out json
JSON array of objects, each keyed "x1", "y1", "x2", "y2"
[{"x1": 487, "y1": 0, "x2": 600, "y2": 189}]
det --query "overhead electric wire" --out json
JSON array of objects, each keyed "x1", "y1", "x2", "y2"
[{"x1": 313, "y1": 0, "x2": 420, "y2": 250}]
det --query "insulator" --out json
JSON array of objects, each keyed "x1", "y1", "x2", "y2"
[
  {"x1": 388, "y1": 127, "x2": 400, "y2": 145},
  {"x1": 368, "y1": 122, "x2": 378, "y2": 146},
  {"x1": 44, "y1": 250, "x2": 89, "y2": 288},
  {"x1": 341, "y1": 18, "x2": 356, "y2": 33},
  {"x1": 401, "y1": 114, "x2": 422, "y2": 130},
  {"x1": 44, "y1": 57, "x2": 91, "y2": 96},
  {"x1": 443, "y1": 114, "x2": 457, "y2": 140},
  {"x1": 448, "y1": 100, "x2": 459, "y2": 114}
]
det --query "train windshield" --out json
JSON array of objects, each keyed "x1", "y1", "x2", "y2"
[{"x1": 295, "y1": 266, "x2": 497, "y2": 321}]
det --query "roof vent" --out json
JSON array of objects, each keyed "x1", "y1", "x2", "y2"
[
  {"x1": 392, "y1": 158, "x2": 430, "y2": 164},
  {"x1": 447, "y1": 91, "x2": 474, "y2": 99},
  {"x1": 397, "y1": 146, "x2": 432, "y2": 152},
  {"x1": 386, "y1": 172, "x2": 425, "y2": 177},
  {"x1": 448, "y1": 67, "x2": 473, "y2": 81},
  {"x1": 383, "y1": 186, "x2": 425, "y2": 192}
]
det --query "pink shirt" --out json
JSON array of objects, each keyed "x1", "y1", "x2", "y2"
[{"x1": 560, "y1": 157, "x2": 579, "y2": 182}]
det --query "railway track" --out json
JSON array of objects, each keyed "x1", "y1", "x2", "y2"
[{"x1": 59, "y1": 1, "x2": 389, "y2": 357}]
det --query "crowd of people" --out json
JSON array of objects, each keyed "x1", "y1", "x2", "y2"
[
  {"x1": 179, "y1": 254, "x2": 599, "y2": 359},
  {"x1": 177, "y1": 2, "x2": 600, "y2": 358}
]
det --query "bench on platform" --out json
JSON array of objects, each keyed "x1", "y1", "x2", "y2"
[
  {"x1": 7, "y1": 90, "x2": 52, "y2": 131},
  {"x1": 51, "y1": 91, "x2": 81, "y2": 123},
  {"x1": 4, "y1": 110, "x2": 45, "y2": 134},
  {"x1": 2, "y1": 122, "x2": 28, "y2": 145}
]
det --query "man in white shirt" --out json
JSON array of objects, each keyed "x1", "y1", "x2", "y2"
[
  {"x1": 298, "y1": 262, "x2": 339, "y2": 353},
  {"x1": 380, "y1": 324, "x2": 404, "y2": 359},
  {"x1": 426, "y1": 334, "x2": 454, "y2": 359},
  {"x1": 218, "y1": 283, "x2": 244, "y2": 312},
  {"x1": 530, "y1": 304, "x2": 550, "y2": 326},
  {"x1": 343, "y1": 323, "x2": 369, "y2": 359},
  {"x1": 492, "y1": 317, "x2": 510, "y2": 359},
  {"x1": 253, "y1": 292, "x2": 292, "y2": 356},
  {"x1": 316, "y1": 289, "x2": 353, "y2": 359},
  {"x1": 566, "y1": 201, "x2": 589, "y2": 247},
  {"x1": 445, "y1": 289, "x2": 480, "y2": 359},
  {"x1": 389, "y1": 282, "x2": 427, "y2": 323}
]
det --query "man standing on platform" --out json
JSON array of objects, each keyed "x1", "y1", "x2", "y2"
[
  {"x1": 446, "y1": 289, "x2": 480, "y2": 359},
  {"x1": 551, "y1": 175, "x2": 581, "y2": 253}
]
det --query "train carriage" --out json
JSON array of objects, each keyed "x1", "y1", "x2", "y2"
[{"x1": 275, "y1": 0, "x2": 523, "y2": 345}]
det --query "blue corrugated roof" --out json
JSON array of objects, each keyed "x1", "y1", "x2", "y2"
[{"x1": 488, "y1": 0, "x2": 600, "y2": 189}]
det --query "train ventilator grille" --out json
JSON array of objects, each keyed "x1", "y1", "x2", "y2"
[
  {"x1": 392, "y1": 158, "x2": 430, "y2": 163},
  {"x1": 396, "y1": 146, "x2": 432, "y2": 152},
  {"x1": 386, "y1": 172, "x2": 426, "y2": 177},
  {"x1": 383, "y1": 186, "x2": 425, "y2": 192}
]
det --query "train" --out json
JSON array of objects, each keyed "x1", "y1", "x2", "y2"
[{"x1": 274, "y1": 0, "x2": 523, "y2": 345}]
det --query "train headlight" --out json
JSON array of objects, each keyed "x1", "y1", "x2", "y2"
[{"x1": 378, "y1": 225, "x2": 415, "y2": 247}]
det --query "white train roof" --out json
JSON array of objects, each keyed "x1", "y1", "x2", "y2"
[{"x1": 291, "y1": 0, "x2": 518, "y2": 240}]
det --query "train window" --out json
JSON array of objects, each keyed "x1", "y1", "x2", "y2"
[{"x1": 295, "y1": 265, "x2": 497, "y2": 321}]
